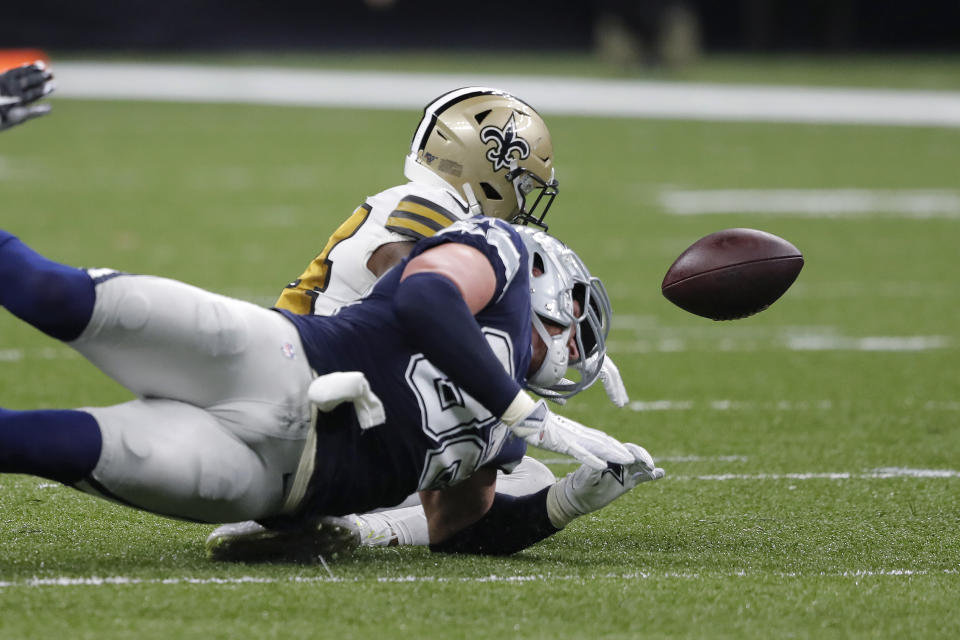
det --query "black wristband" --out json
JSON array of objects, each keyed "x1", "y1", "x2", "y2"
[{"x1": 429, "y1": 487, "x2": 560, "y2": 556}]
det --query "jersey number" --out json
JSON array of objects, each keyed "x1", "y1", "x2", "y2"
[
  {"x1": 405, "y1": 329, "x2": 516, "y2": 490},
  {"x1": 275, "y1": 203, "x2": 372, "y2": 314}
]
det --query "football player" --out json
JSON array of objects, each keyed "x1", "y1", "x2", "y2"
[
  {"x1": 0, "y1": 61, "x2": 54, "y2": 132},
  {"x1": 0, "y1": 219, "x2": 663, "y2": 558},
  {"x1": 242, "y1": 86, "x2": 631, "y2": 549}
]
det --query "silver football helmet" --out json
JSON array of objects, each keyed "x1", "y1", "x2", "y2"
[
  {"x1": 515, "y1": 226, "x2": 612, "y2": 399},
  {"x1": 404, "y1": 87, "x2": 558, "y2": 227}
]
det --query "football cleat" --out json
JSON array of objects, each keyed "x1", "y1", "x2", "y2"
[{"x1": 206, "y1": 516, "x2": 360, "y2": 564}]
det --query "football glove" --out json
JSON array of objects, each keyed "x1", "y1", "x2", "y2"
[
  {"x1": 308, "y1": 371, "x2": 385, "y2": 430},
  {"x1": 546, "y1": 442, "x2": 664, "y2": 528},
  {"x1": 503, "y1": 395, "x2": 633, "y2": 471},
  {"x1": 0, "y1": 62, "x2": 54, "y2": 132}
]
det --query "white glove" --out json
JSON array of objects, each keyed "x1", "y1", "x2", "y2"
[
  {"x1": 308, "y1": 371, "x2": 385, "y2": 430},
  {"x1": 546, "y1": 443, "x2": 665, "y2": 528},
  {"x1": 503, "y1": 395, "x2": 633, "y2": 471},
  {"x1": 597, "y1": 355, "x2": 629, "y2": 407}
]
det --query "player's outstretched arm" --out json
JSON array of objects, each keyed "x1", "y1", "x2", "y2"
[
  {"x1": 397, "y1": 243, "x2": 633, "y2": 469},
  {"x1": 427, "y1": 444, "x2": 664, "y2": 555},
  {"x1": 0, "y1": 62, "x2": 54, "y2": 132},
  {"x1": 502, "y1": 394, "x2": 634, "y2": 470}
]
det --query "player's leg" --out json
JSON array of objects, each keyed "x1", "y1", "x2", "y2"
[
  {"x1": 79, "y1": 398, "x2": 303, "y2": 522},
  {"x1": 1, "y1": 230, "x2": 311, "y2": 411},
  {"x1": 0, "y1": 230, "x2": 96, "y2": 341},
  {"x1": 72, "y1": 272, "x2": 312, "y2": 409},
  {"x1": 353, "y1": 455, "x2": 556, "y2": 546},
  {"x1": 0, "y1": 398, "x2": 299, "y2": 522},
  {"x1": 0, "y1": 408, "x2": 102, "y2": 485},
  {"x1": 206, "y1": 455, "x2": 558, "y2": 556}
]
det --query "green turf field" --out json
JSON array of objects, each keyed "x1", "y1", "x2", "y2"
[{"x1": 2, "y1": 82, "x2": 959, "y2": 638}]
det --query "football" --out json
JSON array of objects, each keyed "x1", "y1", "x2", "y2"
[{"x1": 661, "y1": 228, "x2": 804, "y2": 320}]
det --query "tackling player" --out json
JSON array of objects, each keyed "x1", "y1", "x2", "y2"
[
  {"x1": 0, "y1": 61, "x2": 54, "y2": 132},
  {"x1": 0, "y1": 219, "x2": 663, "y2": 558},
  {"x1": 218, "y1": 87, "x2": 632, "y2": 551}
]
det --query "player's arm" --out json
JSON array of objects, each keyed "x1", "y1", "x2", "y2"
[
  {"x1": 367, "y1": 240, "x2": 414, "y2": 277},
  {"x1": 424, "y1": 445, "x2": 664, "y2": 555},
  {"x1": 396, "y1": 241, "x2": 633, "y2": 469}
]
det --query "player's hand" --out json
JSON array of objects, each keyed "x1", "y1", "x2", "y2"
[
  {"x1": 508, "y1": 398, "x2": 633, "y2": 470},
  {"x1": 0, "y1": 62, "x2": 55, "y2": 132},
  {"x1": 546, "y1": 443, "x2": 664, "y2": 528}
]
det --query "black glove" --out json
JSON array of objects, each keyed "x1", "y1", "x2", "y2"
[{"x1": 0, "y1": 62, "x2": 54, "y2": 131}]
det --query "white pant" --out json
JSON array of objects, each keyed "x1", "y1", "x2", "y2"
[{"x1": 72, "y1": 273, "x2": 313, "y2": 523}]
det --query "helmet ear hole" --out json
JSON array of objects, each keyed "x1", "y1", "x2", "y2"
[
  {"x1": 479, "y1": 182, "x2": 503, "y2": 200},
  {"x1": 573, "y1": 282, "x2": 599, "y2": 356},
  {"x1": 532, "y1": 252, "x2": 545, "y2": 275}
]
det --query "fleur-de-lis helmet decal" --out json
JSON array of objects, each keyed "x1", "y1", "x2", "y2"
[
  {"x1": 480, "y1": 114, "x2": 531, "y2": 172},
  {"x1": 404, "y1": 86, "x2": 558, "y2": 227}
]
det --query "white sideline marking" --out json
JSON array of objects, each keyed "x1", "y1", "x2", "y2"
[
  {"x1": 1, "y1": 568, "x2": 956, "y2": 589},
  {"x1": 660, "y1": 188, "x2": 960, "y2": 218},
  {"x1": 51, "y1": 62, "x2": 960, "y2": 128}
]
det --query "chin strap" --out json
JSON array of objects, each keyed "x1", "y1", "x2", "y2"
[
  {"x1": 527, "y1": 313, "x2": 571, "y2": 388},
  {"x1": 460, "y1": 182, "x2": 483, "y2": 216}
]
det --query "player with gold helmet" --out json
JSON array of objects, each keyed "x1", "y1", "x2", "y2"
[{"x1": 209, "y1": 86, "x2": 629, "y2": 554}]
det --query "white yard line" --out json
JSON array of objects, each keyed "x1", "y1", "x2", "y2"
[
  {"x1": 785, "y1": 335, "x2": 953, "y2": 351},
  {"x1": 537, "y1": 455, "x2": 749, "y2": 465},
  {"x1": 626, "y1": 398, "x2": 960, "y2": 413},
  {"x1": 683, "y1": 468, "x2": 960, "y2": 480},
  {"x1": 660, "y1": 188, "x2": 960, "y2": 218},
  {"x1": 51, "y1": 62, "x2": 960, "y2": 128},
  {"x1": 607, "y1": 334, "x2": 954, "y2": 353},
  {"x1": 1, "y1": 568, "x2": 956, "y2": 589}
]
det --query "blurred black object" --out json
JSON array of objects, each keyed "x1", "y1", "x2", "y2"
[{"x1": 1, "y1": 0, "x2": 957, "y2": 53}]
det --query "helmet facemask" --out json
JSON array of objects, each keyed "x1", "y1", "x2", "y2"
[
  {"x1": 507, "y1": 162, "x2": 559, "y2": 230},
  {"x1": 518, "y1": 227, "x2": 612, "y2": 400}
]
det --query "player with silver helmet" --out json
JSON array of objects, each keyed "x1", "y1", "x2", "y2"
[
  {"x1": 225, "y1": 87, "x2": 631, "y2": 552},
  {"x1": 0, "y1": 214, "x2": 662, "y2": 559}
]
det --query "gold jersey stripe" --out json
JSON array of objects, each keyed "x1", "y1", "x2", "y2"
[
  {"x1": 393, "y1": 198, "x2": 459, "y2": 228},
  {"x1": 275, "y1": 203, "x2": 372, "y2": 314},
  {"x1": 385, "y1": 216, "x2": 438, "y2": 240}
]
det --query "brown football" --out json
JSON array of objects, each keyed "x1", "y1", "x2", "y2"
[{"x1": 662, "y1": 228, "x2": 804, "y2": 320}]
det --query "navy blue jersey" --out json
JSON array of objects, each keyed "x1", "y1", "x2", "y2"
[{"x1": 279, "y1": 218, "x2": 532, "y2": 517}]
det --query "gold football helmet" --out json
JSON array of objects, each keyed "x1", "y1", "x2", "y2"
[{"x1": 404, "y1": 87, "x2": 558, "y2": 227}]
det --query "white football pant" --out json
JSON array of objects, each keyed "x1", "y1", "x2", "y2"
[{"x1": 71, "y1": 273, "x2": 313, "y2": 523}]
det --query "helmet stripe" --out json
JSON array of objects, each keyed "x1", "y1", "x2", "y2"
[{"x1": 410, "y1": 86, "x2": 504, "y2": 154}]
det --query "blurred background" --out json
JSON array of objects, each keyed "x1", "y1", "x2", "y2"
[{"x1": 3, "y1": 0, "x2": 959, "y2": 69}]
